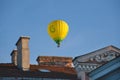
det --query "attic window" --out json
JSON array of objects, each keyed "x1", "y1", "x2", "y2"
[{"x1": 39, "y1": 69, "x2": 51, "y2": 72}]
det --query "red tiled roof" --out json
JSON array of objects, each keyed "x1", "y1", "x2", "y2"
[
  {"x1": 0, "y1": 63, "x2": 78, "y2": 79},
  {"x1": 30, "y1": 64, "x2": 76, "y2": 74}
]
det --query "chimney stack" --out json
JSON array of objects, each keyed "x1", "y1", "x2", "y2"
[
  {"x1": 36, "y1": 56, "x2": 73, "y2": 67},
  {"x1": 11, "y1": 49, "x2": 17, "y2": 66},
  {"x1": 16, "y1": 36, "x2": 30, "y2": 71}
]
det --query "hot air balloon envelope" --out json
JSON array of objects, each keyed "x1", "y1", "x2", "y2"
[{"x1": 47, "y1": 20, "x2": 69, "y2": 47}]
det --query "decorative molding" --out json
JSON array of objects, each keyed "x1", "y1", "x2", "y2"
[
  {"x1": 73, "y1": 46, "x2": 120, "y2": 73},
  {"x1": 75, "y1": 63, "x2": 100, "y2": 72},
  {"x1": 88, "y1": 50, "x2": 120, "y2": 63}
]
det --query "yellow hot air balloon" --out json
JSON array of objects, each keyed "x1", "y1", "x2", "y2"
[{"x1": 47, "y1": 20, "x2": 69, "y2": 47}]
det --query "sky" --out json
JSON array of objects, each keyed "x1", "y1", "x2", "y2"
[{"x1": 0, "y1": 0, "x2": 120, "y2": 64}]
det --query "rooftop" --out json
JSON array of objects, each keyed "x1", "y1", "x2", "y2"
[{"x1": 0, "y1": 63, "x2": 77, "y2": 79}]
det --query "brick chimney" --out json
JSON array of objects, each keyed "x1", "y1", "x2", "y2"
[
  {"x1": 16, "y1": 36, "x2": 30, "y2": 71},
  {"x1": 11, "y1": 49, "x2": 17, "y2": 66},
  {"x1": 36, "y1": 56, "x2": 73, "y2": 67}
]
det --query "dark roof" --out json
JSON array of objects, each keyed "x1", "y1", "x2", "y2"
[{"x1": 0, "y1": 63, "x2": 78, "y2": 79}]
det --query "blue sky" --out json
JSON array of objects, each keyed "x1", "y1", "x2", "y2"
[{"x1": 0, "y1": 0, "x2": 120, "y2": 64}]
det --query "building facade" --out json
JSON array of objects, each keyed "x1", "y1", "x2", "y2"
[
  {"x1": 73, "y1": 45, "x2": 120, "y2": 80},
  {"x1": 1, "y1": 36, "x2": 120, "y2": 80},
  {"x1": 0, "y1": 36, "x2": 78, "y2": 80}
]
